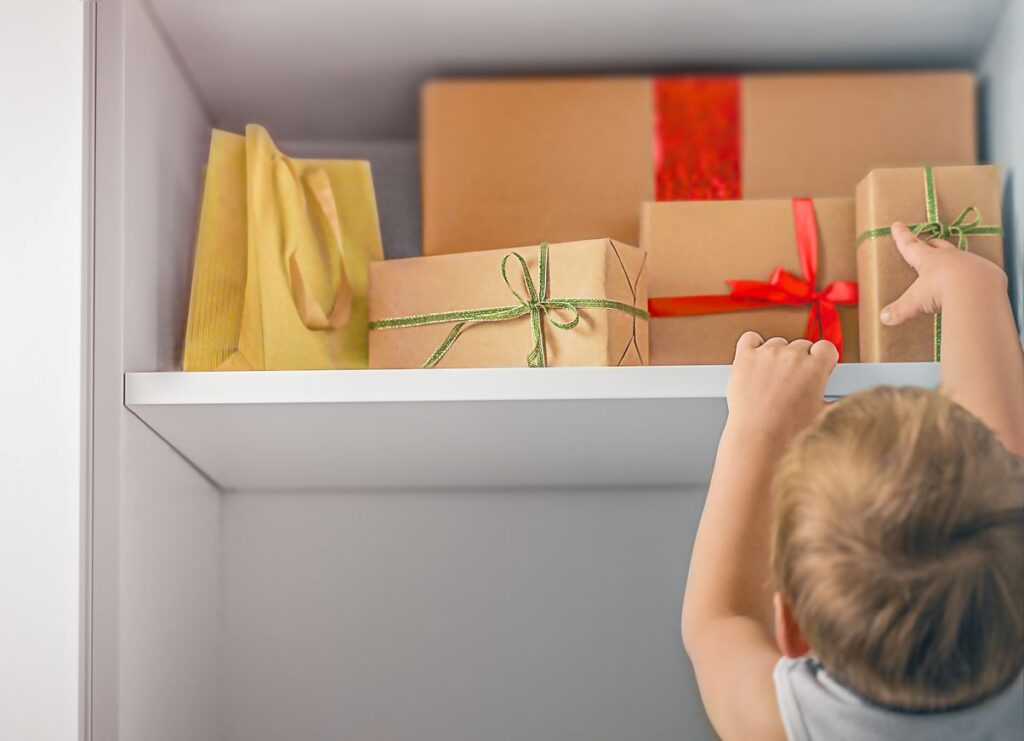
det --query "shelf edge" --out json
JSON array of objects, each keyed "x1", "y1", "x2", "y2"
[{"x1": 124, "y1": 363, "x2": 940, "y2": 407}]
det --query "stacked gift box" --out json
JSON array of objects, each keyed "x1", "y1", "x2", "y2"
[{"x1": 183, "y1": 70, "x2": 1005, "y2": 371}]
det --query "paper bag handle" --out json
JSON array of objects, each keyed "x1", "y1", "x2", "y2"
[{"x1": 276, "y1": 157, "x2": 353, "y2": 331}]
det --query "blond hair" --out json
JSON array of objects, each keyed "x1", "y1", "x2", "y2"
[{"x1": 772, "y1": 386, "x2": 1024, "y2": 711}]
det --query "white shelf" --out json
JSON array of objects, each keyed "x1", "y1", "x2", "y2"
[{"x1": 124, "y1": 364, "x2": 939, "y2": 492}]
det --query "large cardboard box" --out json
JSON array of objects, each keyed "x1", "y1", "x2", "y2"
[
  {"x1": 422, "y1": 72, "x2": 976, "y2": 255},
  {"x1": 856, "y1": 165, "x2": 1003, "y2": 362},
  {"x1": 369, "y1": 239, "x2": 649, "y2": 369},
  {"x1": 642, "y1": 198, "x2": 859, "y2": 364}
]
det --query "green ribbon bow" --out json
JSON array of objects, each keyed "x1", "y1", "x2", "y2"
[
  {"x1": 369, "y1": 242, "x2": 649, "y2": 368},
  {"x1": 854, "y1": 165, "x2": 1002, "y2": 360}
]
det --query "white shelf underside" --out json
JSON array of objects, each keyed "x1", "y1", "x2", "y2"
[{"x1": 126, "y1": 363, "x2": 940, "y2": 492}]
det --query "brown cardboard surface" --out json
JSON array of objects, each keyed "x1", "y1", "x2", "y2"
[
  {"x1": 421, "y1": 78, "x2": 654, "y2": 255},
  {"x1": 855, "y1": 165, "x2": 1003, "y2": 362},
  {"x1": 742, "y1": 72, "x2": 976, "y2": 198},
  {"x1": 369, "y1": 239, "x2": 648, "y2": 368},
  {"x1": 641, "y1": 198, "x2": 858, "y2": 365},
  {"x1": 422, "y1": 72, "x2": 975, "y2": 257}
]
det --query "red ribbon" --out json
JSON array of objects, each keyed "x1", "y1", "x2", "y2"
[
  {"x1": 647, "y1": 198, "x2": 858, "y2": 360},
  {"x1": 653, "y1": 76, "x2": 741, "y2": 201}
]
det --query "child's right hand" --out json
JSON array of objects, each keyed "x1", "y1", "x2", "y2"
[
  {"x1": 880, "y1": 221, "x2": 1009, "y2": 327},
  {"x1": 726, "y1": 332, "x2": 839, "y2": 446},
  {"x1": 879, "y1": 220, "x2": 1023, "y2": 457}
]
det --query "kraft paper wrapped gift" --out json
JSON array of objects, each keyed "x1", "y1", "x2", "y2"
[
  {"x1": 183, "y1": 125, "x2": 384, "y2": 370},
  {"x1": 369, "y1": 239, "x2": 649, "y2": 369},
  {"x1": 642, "y1": 198, "x2": 859, "y2": 365},
  {"x1": 855, "y1": 165, "x2": 1003, "y2": 362},
  {"x1": 422, "y1": 71, "x2": 976, "y2": 255}
]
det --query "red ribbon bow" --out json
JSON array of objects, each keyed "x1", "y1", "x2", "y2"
[{"x1": 647, "y1": 198, "x2": 858, "y2": 360}]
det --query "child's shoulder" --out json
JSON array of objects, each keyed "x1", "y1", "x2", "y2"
[{"x1": 774, "y1": 657, "x2": 1024, "y2": 741}]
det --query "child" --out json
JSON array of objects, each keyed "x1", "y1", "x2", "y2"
[{"x1": 682, "y1": 221, "x2": 1024, "y2": 740}]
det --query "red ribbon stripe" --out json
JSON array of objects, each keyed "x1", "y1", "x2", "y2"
[{"x1": 653, "y1": 76, "x2": 741, "y2": 201}]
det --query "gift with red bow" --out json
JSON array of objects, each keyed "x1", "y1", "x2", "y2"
[{"x1": 642, "y1": 197, "x2": 859, "y2": 364}]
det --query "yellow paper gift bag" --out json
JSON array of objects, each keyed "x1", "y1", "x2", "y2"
[{"x1": 183, "y1": 125, "x2": 384, "y2": 370}]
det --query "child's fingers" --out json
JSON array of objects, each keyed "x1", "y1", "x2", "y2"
[
  {"x1": 890, "y1": 222, "x2": 931, "y2": 269},
  {"x1": 733, "y1": 331, "x2": 764, "y2": 360},
  {"x1": 809, "y1": 339, "x2": 839, "y2": 370},
  {"x1": 881, "y1": 279, "x2": 928, "y2": 326},
  {"x1": 925, "y1": 238, "x2": 958, "y2": 251},
  {"x1": 806, "y1": 341, "x2": 838, "y2": 397},
  {"x1": 759, "y1": 336, "x2": 789, "y2": 351}
]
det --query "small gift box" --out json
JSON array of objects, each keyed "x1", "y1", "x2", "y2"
[
  {"x1": 642, "y1": 198, "x2": 859, "y2": 364},
  {"x1": 855, "y1": 165, "x2": 1004, "y2": 362},
  {"x1": 368, "y1": 239, "x2": 649, "y2": 369},
  {"x1": 422, "y1": 72, "x2": 976, "y2": 256}
]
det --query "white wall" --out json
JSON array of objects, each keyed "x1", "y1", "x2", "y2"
[{"x1": 0, "y1": 1, "x2": 83, "y2": 740}]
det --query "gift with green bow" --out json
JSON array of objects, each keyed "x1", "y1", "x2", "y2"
[
  {"x1": 855, "y1": 165, "x2": 1004, "y2": 362},
  {"x1": 369, "y1": 239, "x2": 649, "y2": 369}
]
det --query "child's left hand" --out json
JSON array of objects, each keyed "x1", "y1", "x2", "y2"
[
  {"x1": 684, "y1": 333, "x2": 839, "y2": 741},
  {"x1": 726, "y1": 332, "x2": 839, "y2": 446}
]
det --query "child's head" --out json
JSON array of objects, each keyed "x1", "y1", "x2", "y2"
[{"x1": 771, "y1": 386, "x2": 1024, "y2": 712}]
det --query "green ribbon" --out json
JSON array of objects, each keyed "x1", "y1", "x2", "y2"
[
  {"x1": 854, "y1": 165, "x2": 1002, "y2": 361},
  {"x1": 369, "y1": 242, "x2": 649, "y2": 368}
]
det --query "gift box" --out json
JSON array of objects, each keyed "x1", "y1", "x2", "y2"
[
  {"x1": 855, "y1": 165, "x2": 1003, "y2": 362},
  {"x1": 183, "y1": 125, "x2": 384, "y2": 370},
  {"x1": 642, "y1": 198, "x2": 859, "y2": 365},
  {"x1": 422, "y1": 72, "x2": 976, "y2": 256},
  {"x1": 369, "y1": 239, "x2": 649, "y2": 369}
]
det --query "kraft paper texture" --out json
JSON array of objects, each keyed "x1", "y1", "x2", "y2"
[
  {"x1": 369, "y1": 239, "x2": 649, "y2": 369},
  {"x1": 855, "y1": 165, "x2": 1003, "y2": 362},
  {"x1": 642, "y1": 198, "x2": 859, "y2": 365},
  {"x1": 422, "y1": 72, "x2": 975, "y2": 256}
]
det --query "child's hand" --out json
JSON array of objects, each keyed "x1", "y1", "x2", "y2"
[
  {"x1": 880, "y1": 221, "x2": 1008, "y2": 327},
  {"x1": 880, "y1": 222, "x2": 1023, "y2": 457},
  {"x1": 726, "y1": 332, "x2": 839, "y2": 445}
]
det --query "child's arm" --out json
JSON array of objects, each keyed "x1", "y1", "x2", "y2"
[
  {"x1": 882, "y1": 222, "x2": 1024, "y2": 456},
  {"x1": 682, "y1": 333, "x2": 838, "y2": 741}
]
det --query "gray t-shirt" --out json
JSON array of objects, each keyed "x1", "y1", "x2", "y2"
[{"x1": 774, "y1": 657, "x2": 1024, "y2": 741}]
